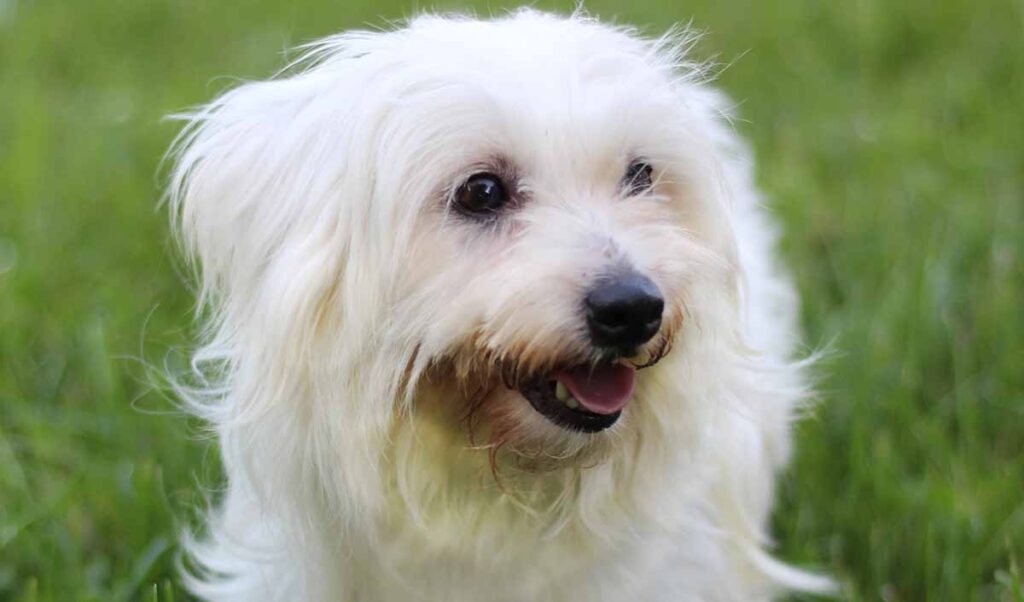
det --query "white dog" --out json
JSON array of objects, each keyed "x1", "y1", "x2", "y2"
[{"x1": 167, "y1": 9, "x2": 831, "y2": 601}]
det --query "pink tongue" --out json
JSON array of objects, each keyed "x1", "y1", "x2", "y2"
[{"x1": 555, "y1": 364, "x2": 636, "y2": 415}]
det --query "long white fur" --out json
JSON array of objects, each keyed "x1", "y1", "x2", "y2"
[{"x1": 167, "y1": 9, "x2": 832, "y2": 601}]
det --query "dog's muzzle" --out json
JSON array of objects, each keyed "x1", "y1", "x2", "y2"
[{"x1": 517, "y1": 270, "x2": 665, "y2": 433}]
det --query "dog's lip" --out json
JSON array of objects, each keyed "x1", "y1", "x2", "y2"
[
  {"x1": 553, "y1": 364, "x2": 635, "y2": 415},
  {"x1": 511, "y1": 350, "x2": 665, "y2": 433},
  {"x1": 518, "y1": 376, "x2": 622, "y2": 433}
]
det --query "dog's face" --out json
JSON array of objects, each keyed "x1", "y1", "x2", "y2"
[
  {"x1": 367, "y1": 16, "x2": 739, "y2": 463},
  {"x1": 171, "y1": 11, "x2": 741, "y2": 480}
]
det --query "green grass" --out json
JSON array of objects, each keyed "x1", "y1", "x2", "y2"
[{"x1": 1, "y1": 0, "x2": 1021, "y2": 599}]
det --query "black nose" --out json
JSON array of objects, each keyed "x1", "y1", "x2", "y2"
[{"x1": 584, "y1": 272, "x2": 664, "y2": 351}]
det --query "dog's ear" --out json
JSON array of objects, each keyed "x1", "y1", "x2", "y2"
[
  {"x1": 164, "y1": 35, "x2": 396, "y2": 336},
  {"x1": 165, "y1": 36, "x2": 418, "y2": 518},
  {"x1": 167, "y1": 74, "x2": 330, "y2": 312}
]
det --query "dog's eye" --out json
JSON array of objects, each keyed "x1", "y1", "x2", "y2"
[
  {"x1": 622, "y1": 160, "x2": 654, "y2": 196},
  {"x1": 454, "y1": 173, "x2": 509, "y2": 217}
]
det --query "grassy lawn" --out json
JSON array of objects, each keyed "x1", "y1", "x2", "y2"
[{"x1": 1, "y1": 0, "x2": 1021, "y2": 599}]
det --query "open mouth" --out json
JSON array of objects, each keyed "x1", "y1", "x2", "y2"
[{"x1": 518, "y1": 363, "x2": 636, "y2": 433}]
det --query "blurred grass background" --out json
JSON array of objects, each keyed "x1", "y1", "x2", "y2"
[{"x1": 0, "y1": 0, "x2": 1021, "y2": 599}]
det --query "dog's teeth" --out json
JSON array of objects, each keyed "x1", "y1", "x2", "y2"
[{"x1": 554, "y1": 381, "x2": 580, "y2": 408}]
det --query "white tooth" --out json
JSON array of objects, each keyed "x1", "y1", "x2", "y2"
[
  {"x1": 555, "y1": 382, "x2": 570, "y2": 401},
  {"x1": 565, "y1": 396, "x2": 580, "y2": 409}
]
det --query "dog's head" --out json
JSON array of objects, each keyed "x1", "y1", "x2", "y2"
[{"x1": 170, "y1": 10, "x2": 745, "y2": 502}]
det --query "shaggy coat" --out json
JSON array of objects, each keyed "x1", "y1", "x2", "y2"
[{"x1": 167, "y1": 9, "x2": 830, "y2": 601}]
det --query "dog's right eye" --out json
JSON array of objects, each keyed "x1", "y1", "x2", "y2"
[
  {"x1": 622, "y1": 160, "x2": 654, "y2": 196},
  {"x1": 453, "y1": 173, "x2": 509, "y2": 218}
]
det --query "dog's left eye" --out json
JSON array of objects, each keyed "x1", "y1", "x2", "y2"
[
  {"x1": 454, "y1": 173, "x2": 509, "y2": 218},
  {"x1": 622, "y1": 160, "x2": 654, "y2": 196}
]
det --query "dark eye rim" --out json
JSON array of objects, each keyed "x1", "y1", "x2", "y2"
[
  {"x1": 623, "y1": 160, "x2": 655, "y2": 196},
  {"x1": 451, "y1": 171, "x2": 512, "y2": 220}
]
